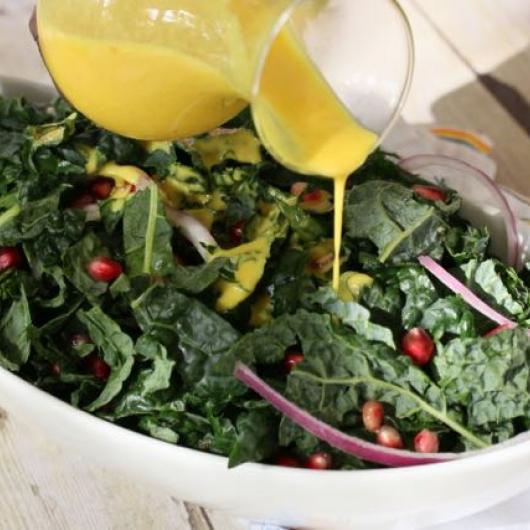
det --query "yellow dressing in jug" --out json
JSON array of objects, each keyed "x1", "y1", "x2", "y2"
[
  {"x1": 255, "y1": 29, "x2": 377, "y2": 289},
  {"x1": 38, "y1": 10, "x2": 377, "y2": 293},
  {"x1": 38, "y1": 30, "x2": 248, "y2": 140}
]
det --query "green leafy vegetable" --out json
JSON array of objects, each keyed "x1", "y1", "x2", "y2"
[
  {"x1": 434, "y1": 329, "x2": 530, "y2": 442},
  {"x1": 344, "y1": 180, "x2": 447, "y2": 263},
  {"x1": 305, "y1": 288, "x2": 395, "y2": 348},
  {"x1": 0, "y1": 94, "x2": 528, "y2": 470},
  {"x1": 0, "y1": 286, "x2": 31, "y2": 371},
  {"x1": 77, "y1": 306, "x2": 136, "y2": 411},
  {"x1": 462, "y1": 259, "x2": 530, "y2": 323},
  {"x1": 123, "y1": 185, "x2": 175, "y2": 277}
]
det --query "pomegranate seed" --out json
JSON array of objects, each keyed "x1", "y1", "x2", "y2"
[
  {"x1": 412, "y1": 185, "x2": 447, "y2": 202},
  {"x1": 71, "y1": 334, "x2": 92, "y2": 348},
  {"x1": 283, "y1": 351, "x2": 304, "y2": 374},
  {"x1": 70, "y1": 193, "x2": 95, "y2": 209},
  {"x1": 362, "y1": 401, "x2": 384, "y2": 433},
  {"x1": 414, "y1": 429, "x2": 440, "y2": 453},
  {"x1": 274, "y1": 454, "x2": 301, "y2": 468},
  {"x1": 84, "y1": 353, "x2": 111, "y2": 381},
  {"x1": 87, "y1": 256, "x2": 123, "y2": 283},
  {"x1": 51, "y1": 363, "x2": 61, "y2": 376},
  {"x1": 90, "y1": 177, "x2": 114, "y2": 200},
  {"x1": 401, "y1": 328, "x2": 436, "y2": 366},
  {"x1": 300, "y1": 189, "x2": 333, "y2": 214},
  {"x1": 302, "y1": 190, "x2": 324, "y2": 203},
  {"x1": 0, "y1": 247, "x2": 23, "y2": 271},
  {"x1": 291, "y1": 182, "x2": 308, "y2": 197},
  {"x1": 376, "y1": 425, "x2": 404, "y2": 449},
  {"x1": 305, "y1": 452, "x2": 333, "y2": 470},
  {"x1": 230, "y1": 220, "x2": 246, "y2": 245}
]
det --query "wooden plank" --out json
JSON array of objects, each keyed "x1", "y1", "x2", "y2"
[
  {"x1": 0, "y1": 411, "x2": 249, "y2": 530},
  {"x1": 0, "y1": 413, "x2": 202, "y2": 530},
  {"x1": 401, "y1": 0, "x2": 530, "y2": 197}
]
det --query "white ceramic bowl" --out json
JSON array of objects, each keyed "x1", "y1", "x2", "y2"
[{"x1": 2, "y1": 77, "x2": 530, "y2": 530}]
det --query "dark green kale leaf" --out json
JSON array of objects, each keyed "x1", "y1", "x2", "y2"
[
  {"x1": 522, "y1": 262, "x2": 530, "y2": 284},
  {"x1": 396, "y1": 266, "x2": 438, "y2": 328},
  {"x1": 229, "y1": 315, "x2": 296, "y2": 365},
  {"x1": 228, "y1": 408, "x2": 279, "y2": 468},
  {"x1": 445, "y1": 225, "x2": 490, "y2": 264},
  {"x1": 0, "y1": 129, "x2": 25, "y2": 161},
  {"x1": 143, "y1": 145, "x2": 178, "y2": 178},
  {"x1": 420, "y1": 296, "x2": 477, "y2": 340},
  {"x1": 132, "y1": 283, "x2": 242, "y2": 404},
  {"x1": 304, "y1": 288, "x2": 395, "y2": 348},
  {"x1": 77, "y1": 306, "x2": 136, "y2": 411},
  {"x1": 0, "y1": 96, "x2": 48, "y2": 130},
  {"x1": 434, "y1": 328, "x2": 530, "y2": 442},
  {"x1": 462, "y1": 259, "x2": 530, "y2": 323},
  {"x1": 266, "y1": 248, "x2": 313, "y2": 317},
  {"x1": 111, "y1": 335, "x2": 180, "y2": 419},
  {"x1": 0, "y1": 286, "x2": 31, "y2": 371},
  {"x1": 94, "y1": 130, "x2": 144, "y2": 165},
  {"x1": 123, "y1": 185, "x2": 175, "y2": 278},
  {"x1": 171, "y1": 259, "x2": 228, "y2": 294},
  {"x1": 138, "y1": 416, "x2": 180, "y2": 443},
  {"x1": 344, "y1": 180, "x2": 447, "y2": 264},
  {"x1": 361, "y1": 280, "x2": 403, "y2": 318},
  {"x1": 0, "y1": 187, "x2": 71, "y2": 246},
  {"x1": 264, "y1": 187, "x2": 326, "y2": 243},
  {"x1": 22, "y1": 207, "x2": 85, "y2": 273}
]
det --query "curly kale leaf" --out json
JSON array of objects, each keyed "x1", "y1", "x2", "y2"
[{"x1": 344, "y1": 180, "x2": 447, "y2": 264}]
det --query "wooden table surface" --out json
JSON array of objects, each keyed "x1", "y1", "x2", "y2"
[{"x1": 0, "y1": 1, "x2": 529, "y2": 529}]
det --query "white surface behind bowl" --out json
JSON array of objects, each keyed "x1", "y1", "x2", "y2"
[{"x1": 1, "y1": 77, "x2": 530, "y2": 530}]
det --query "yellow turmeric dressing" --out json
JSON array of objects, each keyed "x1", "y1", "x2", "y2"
[
  {"x1": 38, "y1": 16, "x2": 377, "y2": 305},
  {"x1": 253, "y1": 29, "x2": 377, "y2": 290},
  {"x1": 215, "y1": 238, "x2": 271, "y2": 312}
]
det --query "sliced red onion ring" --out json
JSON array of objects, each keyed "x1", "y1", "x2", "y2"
[
  {"x1": 234, "y1": 362, "x2": 458, "y2": 467},
  {"x1": 400, "y1": 154, "x2": 520, "y2": 269},
  {"x1": 483, "y1": 323, "x2": 515, "y2": 338},
  {"x1": 165, "y1": 206, "x2": 218, "y2": 260},
  {"x1": 419, "y1": 256, "x2": 516, "y2": 328}
]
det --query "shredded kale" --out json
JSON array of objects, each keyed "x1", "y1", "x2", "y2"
[{"x1": 0, "y1": 95, "x2": 528, "y2": 468}]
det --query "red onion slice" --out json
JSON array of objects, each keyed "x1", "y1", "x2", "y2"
[
  {"x1": 234, "y1": 362, "x2": 458, "y2": 467},
  {"x1": 165, "y1": 207, "x2": 218, "y2": 260},
  {"x1": 483, "y1": 323, "x2": 515, "y2": 338},
  {"x1": 400, "y1": 154, "x2": 520, "y2": 269},
  {"x1": 419, "y1": 256, "x2": 516, "y2": 328}
]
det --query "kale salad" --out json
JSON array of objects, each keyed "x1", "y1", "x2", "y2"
[{"x1": 0, "y1": 95, "x2": 529, "y2": 470}]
